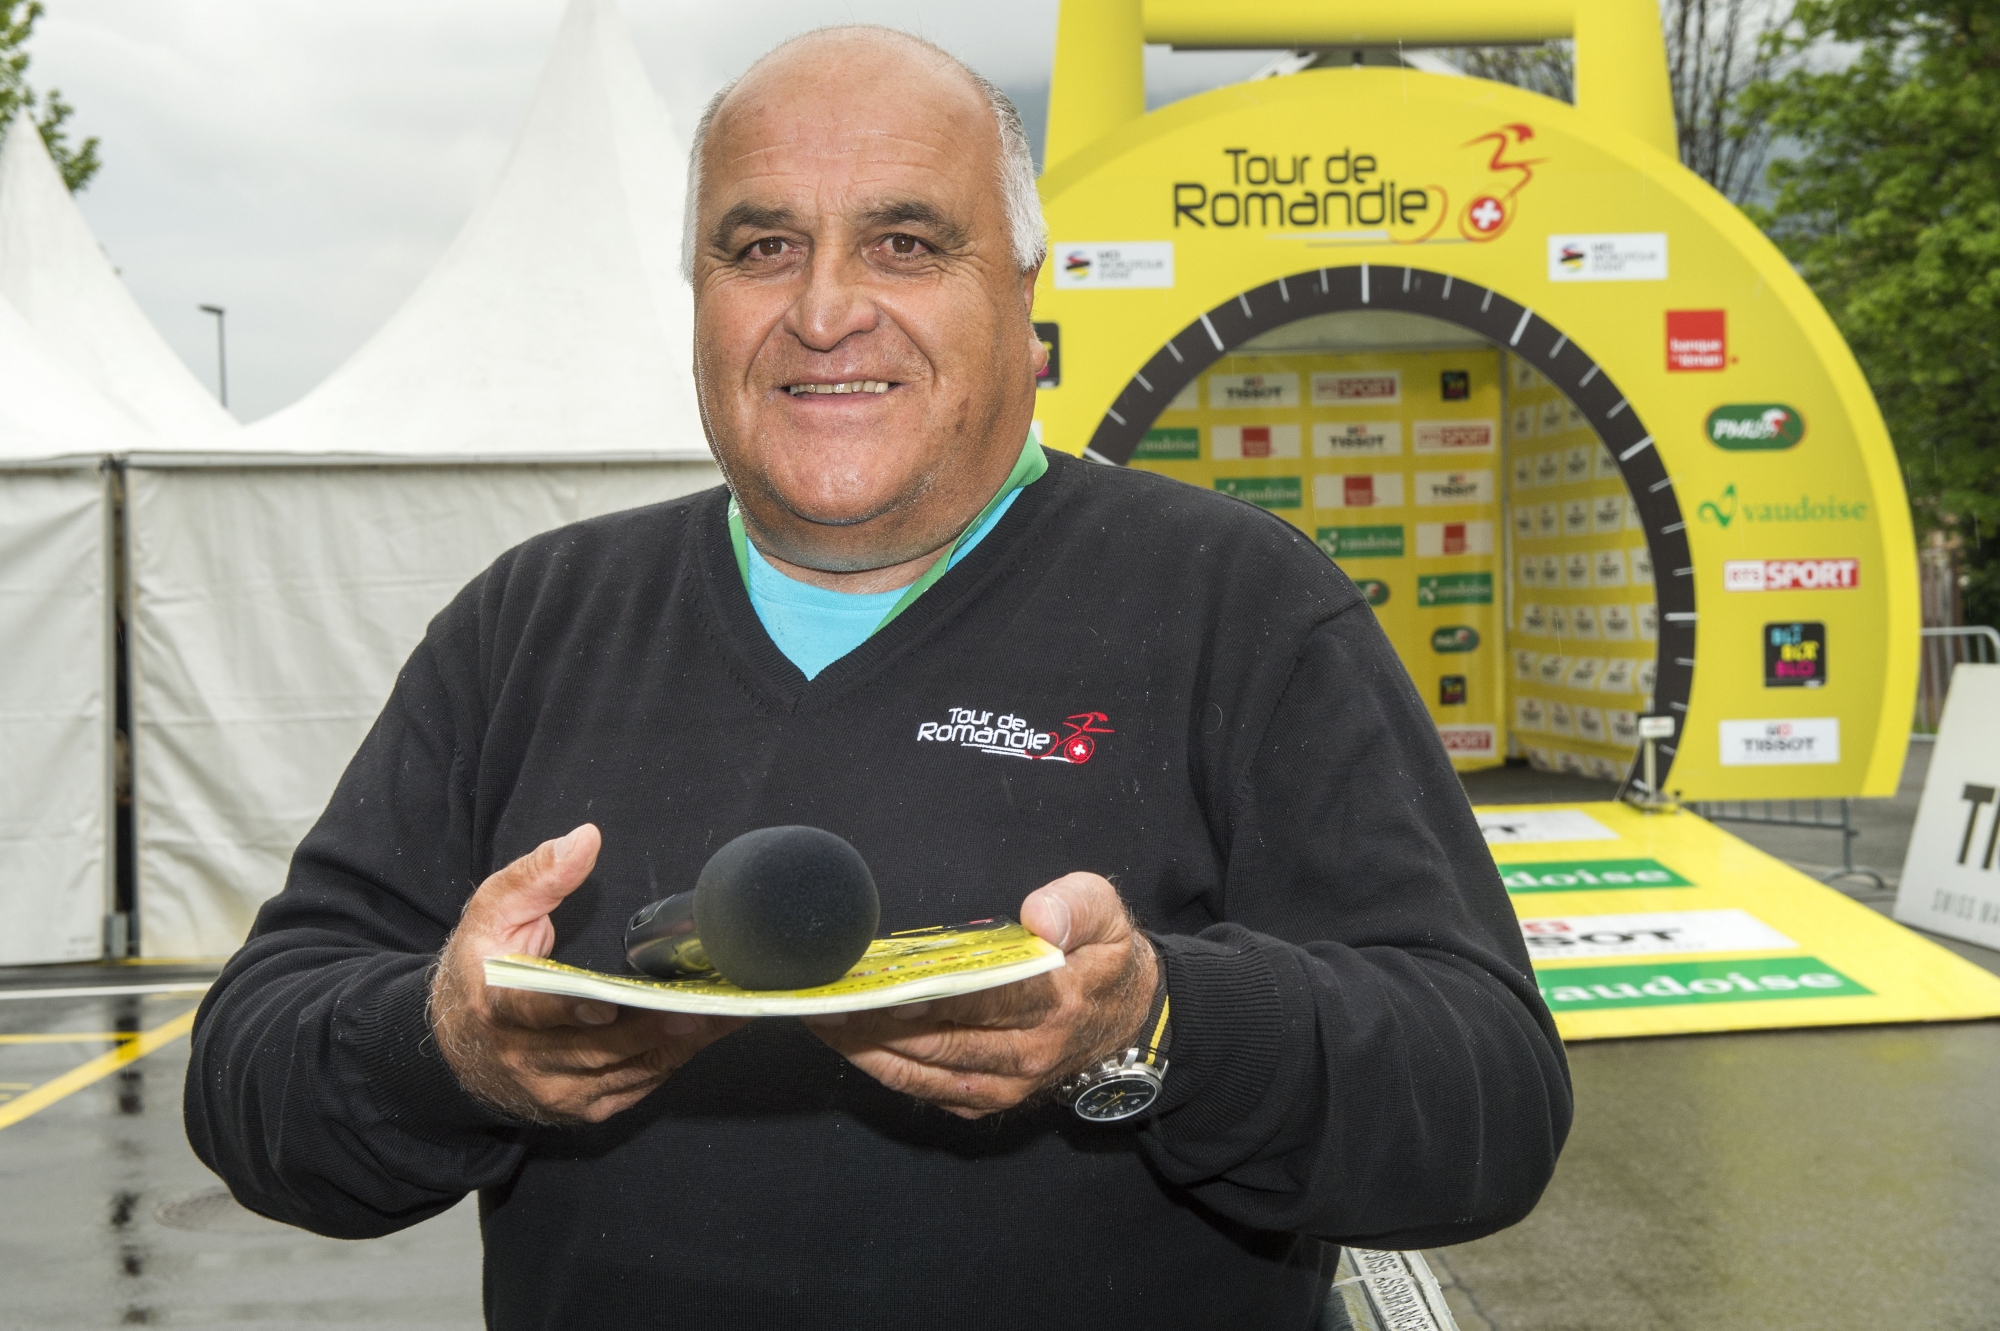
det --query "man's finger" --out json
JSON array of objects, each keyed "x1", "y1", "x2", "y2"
[
  {"x1": 468, "y1": 824, "x2": 603, "y2": 936},
  {"x1": 488, "y1": 984, "x2": 620, "y2": 1032},
  {"x1": 1020, "y1": 872, "x2": 1132, "y2": 954}
]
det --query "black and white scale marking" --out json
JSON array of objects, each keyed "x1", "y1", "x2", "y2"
[{"x1": 1081, "y1": 263, "x2": 1696, "y2": 790}]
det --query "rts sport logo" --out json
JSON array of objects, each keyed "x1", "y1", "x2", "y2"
[
  {"x1": 1723, "y1": 559, "x2": 1859, "y2": 591},
  {"x1": 1707, "y1": 404, "x2": 1805, "y2": 451}
]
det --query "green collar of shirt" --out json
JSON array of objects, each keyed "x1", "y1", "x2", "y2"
[{"x1": 726, "y1": 427, "x2": 1048, "y2": 635}]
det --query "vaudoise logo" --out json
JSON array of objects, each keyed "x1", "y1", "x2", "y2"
[{"x1": 1697, "y1": 484, "x2": 1868, "y2": 527}]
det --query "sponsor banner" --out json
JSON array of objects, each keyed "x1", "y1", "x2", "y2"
[
  {"x1": 1765, "y1": 621, "x2": 1827, "y2": 688},
  {"x1": 1211, "y1": 423, "x2": 1301, "y2": 459},
  {"x1": 1548, "y1": 232, "x2": 1669, "y2": 282},
  {"x1": 1413, "y1": 419, "x2": 1496, "y2": 454},
  {"x1": 1438, "y1": 724, "x2": 1495, "y2": 756},
  {"x1": 1535, "y1": 957, "x2": 1870, "y2": 1011},
  {"x1": 1439, "y1": 674, "x2": 1468, "y2": 705},
  {"x1": 1417, "y1": 571, "x2": 1494, "y2": 605},
  {"x1": 1520, "y1": 908, "x2": 1795, "y2": 960},
  {"x1": 1720, "y1": 718, "x2": 1841, "y2": 766},
  {"x1": 1415, "y1": 520, "x2": 1494, "y2": 557},
  {"x1": 1208, "y1": 371, "x2": 1300, "y2": 409},
  {"x1": 1414, "y1": 469, "x2": 1495, "y2": 505},
  {"x1": 1895, "y1": 665, "x2": 2000, "y2": 949},
  {"x1": 1052, "y1": 241, "x2": 1173, "y2": 289},
  {"x1": 1317, "y1": 524, "x2": 1405, "y2": 559},
  {"x1": 1133, "y1": 426, "x2": 1200, "y2": 460},
  {"x1": 1697, "y1": 484, "x2": 1870, "y2": 527},
  {"x1": 1666, "y1": 309, "x2": 1726, "y2": 371},
  {"x1": 1431, "y1": 625, "x2": 1480, "y2": 653},
  {"x1": 1723, "y1": 558, "x2": 1859, "y2": 591},
  {"x1": 1312, "y1": 420, "x2": 1402, "y2": 456},
  {"x1": 1440, "y1": 370, "x2": 1469, "y2": 400},
  {"x1": 1311, "y1": 371, "x2": 1400, "y2": 406},
  {"x1": 1214, "y1": 476, "x2": 1302, "y2": 509},
  {"x1": 1476, "y1": 809, "x2": 1619, "y2": 845},
  {"x1": 1708, "y1": 403, "x2": 1805, "y2": 450},
  {"x1": 1313, "y1": 472, "x2": 1404, "y2": 509}
]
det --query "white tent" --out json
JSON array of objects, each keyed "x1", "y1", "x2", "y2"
[
  {"x1": 0, "y1": 294, "x2": 152, "y2": 964},
  {"x1": 125, "y1": 0, "x2": 720, "y2": 956},
  {"x1": 0, "y1": 121, "x2": 238, "y2": 440}
]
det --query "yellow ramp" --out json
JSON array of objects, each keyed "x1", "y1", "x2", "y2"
[{"x1": 1477, "y1": 801, "x2": 2000, "y2": 1040}]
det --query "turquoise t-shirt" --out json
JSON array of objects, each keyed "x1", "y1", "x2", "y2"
[{"x1": 746, "y1": 486, "x2": 1024, "y2": 680}]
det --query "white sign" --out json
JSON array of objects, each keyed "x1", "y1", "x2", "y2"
[
  {"x1": 1312, "y1": 421, "x2": 1402, "y2": 456},
  {"x1": 1052, "y1": 242, "x2": 1173, "y2": 289},
  {"x1": 1414, "y1": 470, "x2": 1494, "y2": 506},
  {"x1": 1547, "y1": 232, "x2": 1670, "y2": 282},
  {"x1": 1895, "y1": 664, "x2": 2000, "y2": 949},
  {"x1": 1415, "y1": 520, "x2": 1494, "y2": 557},
  {"x1": 1413, "y1": 419, "x2": 1496, "y2": 454},
  {"x1": 1209, "y1": 423, "x2": 1301, "y2": 459},
  {"x1": 1207, "y1": 371, "x2": 1300, "y2": 409},
  {"x1": 1521, "y1": 909, "x2": 1796, "y2": 961},
  {"x1": 1719, "y1": 718, "x2": 1841, "y2": 765},
  {"x1": 1313, "y1": 472, "x2": 1404, "y2": 509},
  {"x1": 1723, "y1": 558, "x2": 1860, "y2": 591},
  {"x1": 1311, "y1": 371, "x2": 1400, "y2": 406},
  {"x1": 1477, "y1": 809, "x2": 1618, "y2": 845}
]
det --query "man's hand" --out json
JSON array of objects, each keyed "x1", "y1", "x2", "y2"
[
  {"x1": 805, "y1": 873, "x2": 1157, "y2": 1119},
  {"x1": 429, "y1": 824, "x2": 745, "y2": 1125}
]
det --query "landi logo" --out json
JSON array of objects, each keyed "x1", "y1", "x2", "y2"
[{"x1": 1707, "y1": 403, "x2": 1805, "y2": 450}]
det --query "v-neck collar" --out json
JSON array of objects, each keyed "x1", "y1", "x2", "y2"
[{"x1": 697, "y1": 448, "x2": 1070, "y2": 713}]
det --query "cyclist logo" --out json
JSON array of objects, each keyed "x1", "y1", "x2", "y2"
[{"x1": 1042, "y1": 712, "x2": 1115, "y2": 765}]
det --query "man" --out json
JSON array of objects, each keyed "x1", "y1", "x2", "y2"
[{"x1": 187, "y1": 26, "x2": 1569, "y2": 1328}]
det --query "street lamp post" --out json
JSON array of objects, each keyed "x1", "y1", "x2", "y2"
[{"x1": 198, "y1": 304, "x2": 228, "y2": 409}]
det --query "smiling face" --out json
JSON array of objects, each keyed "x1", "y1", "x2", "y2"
[{"x1": 690, "y1": 31, "x2": 1045, "y2": 577}]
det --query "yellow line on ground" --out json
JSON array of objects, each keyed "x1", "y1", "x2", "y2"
[
  {"x1": 0, "y1": 1033, "x2": 140, "y2": 1044},
  {"x1": 0, "y1": 1008, "x2": 197, "y2": 1131}
]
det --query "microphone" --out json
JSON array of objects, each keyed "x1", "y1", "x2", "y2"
[{"x1": 624, "y1": 826, "x2": 880, "y2": 990}]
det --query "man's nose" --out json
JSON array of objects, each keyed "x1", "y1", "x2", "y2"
[{"x1": 786, "y1": 244, "x2": 881, "y2": 352}]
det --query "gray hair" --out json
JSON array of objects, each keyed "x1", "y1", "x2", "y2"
[{"x1": 680, "y1": 27, "x2": 1047, "y2": 282}]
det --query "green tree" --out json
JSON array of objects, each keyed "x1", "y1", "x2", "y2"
[
  {"x1": 0, "y1": 0, "x2": 99, "y2": 192},
  {"x1": 1745, "y1": 1, "x2": 2000, "y2": 622}
]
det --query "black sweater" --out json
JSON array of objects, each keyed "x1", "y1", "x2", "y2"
[{"x1": 185, "y1": 448, "x2": 1569, "y2": 1330}]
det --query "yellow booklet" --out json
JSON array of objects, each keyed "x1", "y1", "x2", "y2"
[{"x1": 482, "y1": 919, "x2": 1065, "y2": 1017}]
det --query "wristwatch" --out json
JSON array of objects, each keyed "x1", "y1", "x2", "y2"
[{"x1": 1059, "y1": 951, "x2": 1171, "y2": 1123}]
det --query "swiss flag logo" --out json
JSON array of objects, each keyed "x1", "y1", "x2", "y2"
[
  {"x1": 1344, "y1": 475, "x2": 1375, "y2": 506},
  {"x1": 1241, "y1": 426, "x2": 1272, "y2": 458}
]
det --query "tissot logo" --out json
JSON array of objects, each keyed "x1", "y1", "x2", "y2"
[{"x1": 916, "y1": 708, "x2": 1114, "y2": 764}]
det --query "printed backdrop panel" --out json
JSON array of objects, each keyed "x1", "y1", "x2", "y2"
[
  {"x1": 1479, "y1": 801, "x2": 2000, "y2": 1040},
  {"x1": 1502, "y1": 353, "x2": 1657, "y2": 784},
  {"x1": 1131, "y1": 348, "x2": 1506, "y2": 769}
]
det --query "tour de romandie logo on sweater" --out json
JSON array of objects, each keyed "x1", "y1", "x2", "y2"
[{"x1": 916, "y1": 707, "x2": 1114, "y2": 765}]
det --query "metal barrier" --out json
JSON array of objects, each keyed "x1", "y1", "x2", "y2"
[
  {"x1": 1916, "y1": 625, "x2": 2000, "y2": 734},
  {"x1": 1688, "y1": 797, "x2": 1886, "y2": 891}
]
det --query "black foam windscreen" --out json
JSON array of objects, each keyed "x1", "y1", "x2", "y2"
[{"x1": 690, "y1": 826, "x2": 880, "y2": 990}]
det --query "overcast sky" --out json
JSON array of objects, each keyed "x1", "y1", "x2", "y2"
[{"x1": 29, "y1": 1, "x2": 1275, "y2": 422}]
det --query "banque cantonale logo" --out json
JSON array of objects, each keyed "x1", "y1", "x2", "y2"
[{"x1": 1696, "y1": 484, "x2": 1869, "y2": 528}]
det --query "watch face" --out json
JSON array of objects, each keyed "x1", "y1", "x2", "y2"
[{"x1": 1073, "y1": 1074, "x2": 1161, "y2": 1122}]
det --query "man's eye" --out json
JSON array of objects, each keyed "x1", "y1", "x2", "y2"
[
  {"x1": 886, "y1": 234, "x2": 925, "y2": 256},
  {"x1": 751, "y1": 237, "x2": 786, "y2": 258}
]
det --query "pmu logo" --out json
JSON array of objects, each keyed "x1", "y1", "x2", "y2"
[{"x1": 1707, "y1": 404, "x2": 1805, "y2": 451}]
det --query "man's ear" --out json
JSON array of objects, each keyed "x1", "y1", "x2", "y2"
[{"x1": 1019, "y1": 261, "x2": 1042, "y2": 317}]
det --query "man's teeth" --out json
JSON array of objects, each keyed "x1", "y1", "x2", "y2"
[{"x1": 787, "y1": 380, "x2": 892, "y2": 395}]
